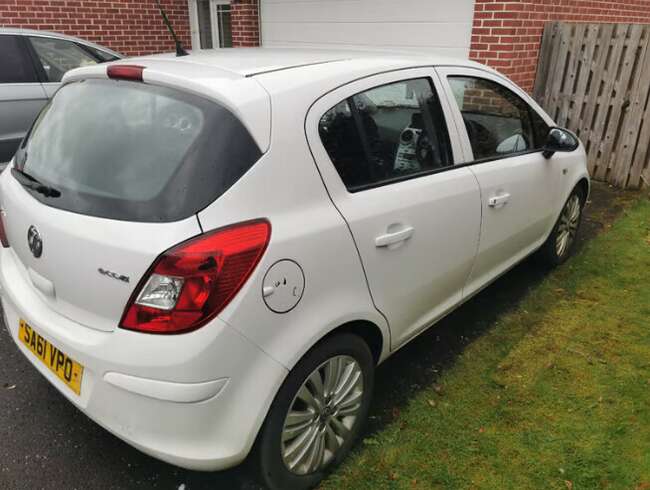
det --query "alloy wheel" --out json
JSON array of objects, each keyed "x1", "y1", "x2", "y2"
[
  {"x1": 556, "y1": 194, "x2": 581, "y2": 257},
  {"x1": 280, "y1": 355, "x2": 364, "y2": 475}
]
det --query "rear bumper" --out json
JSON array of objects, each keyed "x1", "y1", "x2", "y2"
[{"x1": 0, "y1": 247, "x2": 287, "y2": 471}]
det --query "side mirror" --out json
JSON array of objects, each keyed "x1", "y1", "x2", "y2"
[{"x1": 542, "y1": 127, "x2": 579, "y2": 159}]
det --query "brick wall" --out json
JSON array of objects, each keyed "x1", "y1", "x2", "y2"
[
  {"x1": 231, "y1": 0, "x2": 259, "y2": 47},
  {"x1": 9, "y1": 0, "x2": 650, "y2": 90},
  {"x1": 470, "y1": 0, "x2": 650, "y2": 93},
  {"x1": 0, "y1": 0, "x2": 191, "y2": 56}
]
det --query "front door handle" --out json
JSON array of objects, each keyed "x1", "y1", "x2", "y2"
[
  {"x1": 488, "y1": 192, "x2": 511, "y2": 208},
  {"x1": 375, "y1": 226, "x2": 414, "y2": 247}
]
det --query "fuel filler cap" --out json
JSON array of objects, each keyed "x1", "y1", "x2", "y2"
[{"x1": 261, "y1": 260, "x2": 305, "y2": 313}]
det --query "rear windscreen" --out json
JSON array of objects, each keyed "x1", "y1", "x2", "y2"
[{"x1": 14, "y1": 78, "x2": 262, "y2": 222}]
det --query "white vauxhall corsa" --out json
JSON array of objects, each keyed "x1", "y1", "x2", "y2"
[{"x1": 0, "y1": 49, "x2": 589, "y2": 489}]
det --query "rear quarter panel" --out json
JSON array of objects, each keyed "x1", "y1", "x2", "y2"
[{"x1": 198, "y1": 77, "x2": 390, "y2": 371}]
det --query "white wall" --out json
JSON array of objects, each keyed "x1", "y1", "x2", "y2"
[{"x1": 260, "y1": 0, "x2": 476, "y2": 58}]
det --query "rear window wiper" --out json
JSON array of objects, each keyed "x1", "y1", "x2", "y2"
[{"x1": 11, "y1": 167, "x2": 61, "y2": 198}]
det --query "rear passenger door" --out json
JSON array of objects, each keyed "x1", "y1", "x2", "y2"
[
  {"x1": 306, "y1": 69, "x2": 481, "y2": 349},
  {"x1": 436, "y1": 67, "x2": 560, "y2": 297},
  {"x1": 0, "y1": 34, "x2": 47, "y2": 164}
]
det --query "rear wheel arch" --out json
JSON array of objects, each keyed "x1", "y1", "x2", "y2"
[
  {"x1": 279, "y1": 316, "x2": 389, "y2": 374},
  {"x1": 253, "y1": 328, "x2": 377, "y2": 489},
  {"x1": 250, "y1": 319, "x2": 385, "y2": 450},
  {"x1": 321, "y1": 320, "x2": 385, "y2": 365}
]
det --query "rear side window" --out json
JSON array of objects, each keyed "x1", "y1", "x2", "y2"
[
  {"x1": 14, "y1": 79, "x2": 261, "y2": 222},
  {"x1": 79, "y1": 44, "x2": 120, "y2": 62},
  {"x1": 448, "y1": 76, "x2": 549, "y2": 161},
  {"x1": 28, "y1": 37, "x2": 99, "y2": 83},
  {"x1": 319, "y1": 78, "x2": 452, "y2": 191},
  {"x1": 0, "y1": 35, "x2": 38, "y2": 83}
]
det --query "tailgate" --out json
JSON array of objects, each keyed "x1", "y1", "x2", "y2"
[{"x1": 0, "y1": 171, "x2": 201, "y2": 332}]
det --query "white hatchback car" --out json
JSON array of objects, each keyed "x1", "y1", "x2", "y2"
[{"x1": 0, "y1": 49, "x2": 588, "y2": 489}]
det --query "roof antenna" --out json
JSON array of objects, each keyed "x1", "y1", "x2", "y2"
[{"x1": 154, "y1": 0, "x2": 189, "y2": 57}]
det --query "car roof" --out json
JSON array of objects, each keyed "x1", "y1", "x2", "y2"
[
  {"x1": 0, "y1": 27, "x2": 122, "y2": 58},
  {"x1": 128, "y1": 47, "x2": 488, "y2": 78},
  {"x1": 63, "y1": 47, "x2": 497, "y2": 153}
]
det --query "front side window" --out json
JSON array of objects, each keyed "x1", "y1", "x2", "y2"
[
  {"x1": 29, "y1": 36, "x2": 99, "y2": 83},
  {"x1": 14, "y1": 79, "x2": 261, "y2": 222},
  {"x1": 448, "y1": 76, "x2": 549, "y2": 161},
  {"x1": 319, "y1": 78, "x2": 453, "y2": 191},
  {"x1": 0, "y1": 35, "x2": 38, "y2": 84}
]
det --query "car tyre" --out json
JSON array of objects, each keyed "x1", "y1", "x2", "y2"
[
  {"x1": 254, "y1": 333, "x2": 375, "y2": 490},
  {"x1": 538, "y1": 186, "x2": 585, "y2": 267}
]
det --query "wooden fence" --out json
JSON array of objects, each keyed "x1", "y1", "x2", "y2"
[{"x1": 533, "y1": 21, "x2": 650, "y2": 189}]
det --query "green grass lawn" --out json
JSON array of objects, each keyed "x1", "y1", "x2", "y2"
[{"x1": 322, "y1": 196, "x2": 650, "y2": 490}]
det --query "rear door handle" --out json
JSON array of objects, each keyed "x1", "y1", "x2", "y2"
[
  {"x1": 488, "y1": 192, "x2": 511, "y2": 208},
  {"x1": 375, "y1": 226, "x2": 414, "y2": 247}
]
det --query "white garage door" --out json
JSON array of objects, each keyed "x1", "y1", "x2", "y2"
[{"x1": 260, "y1": 0, "x2": 475, "y2": 58}]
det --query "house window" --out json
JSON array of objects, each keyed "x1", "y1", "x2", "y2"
[{"x1": 196, "y1": 0, "x2": 233, "y2": 49}]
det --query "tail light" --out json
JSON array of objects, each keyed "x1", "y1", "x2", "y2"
[
  {"x1": 120, "y1": 219, "x2": 270, "y2": 334},
  {"x1": 0, "y1": 211, "x2": 9, "y2": 248}
]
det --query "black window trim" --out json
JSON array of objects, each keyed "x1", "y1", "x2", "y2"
[
  {"x1": 319, "y1": 75, "x2": 456, "y2": 194},
  {"x1": 347, "y1": 95, "x2": 380, "y2": 183},
  {"x1": 346, "y1": 143, "x2": 554, "y2": 194},
  {"x1": 347, "y1": 147, "x2": 553, "y2": 193},
  {"x1": 348, "y1": 144, "x2": 556, "y2": 193},
  {"x1": 446, "y1": 74, "x2": 550, "y2": 167},
  {"x1": 466, "y1": 148, "x2": 545, "y2": 165},
  {"x1": 20, "y1": 35, "x2": 49, "y2": 84},
  {"x1": 75, "y1": 42, "x2": 119, "y2": 63},
  {"x1": 346, "y1": 164, "x2": 461, "y2": 193}
]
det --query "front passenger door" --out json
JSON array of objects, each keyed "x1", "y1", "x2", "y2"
[
  {"x1": 307, "y1": 69, "x2": 481, "y2": 348},
  {"x1": 437, "y1": 67, "x2": 561, "y2": 297}
]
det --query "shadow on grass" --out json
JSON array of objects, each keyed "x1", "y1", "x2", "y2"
[
  {"x1": 364, "y1": 181, "x2": 636, "y2": 435},
  {"x1": 365, "y1": 255, "x2": 548, "y2": 434}
]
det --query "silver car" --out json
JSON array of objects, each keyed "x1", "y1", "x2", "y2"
[{"x1": 0, "y1": 28, "x2": 121, "y2": 166}]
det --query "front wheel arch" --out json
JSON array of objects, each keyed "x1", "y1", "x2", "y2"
[
  {"x1": 538, "y1": 183, "x2": 586, "y2": 266},
  {"x1": 576, "y1": 177, "x2": 590, "y2": 206}
]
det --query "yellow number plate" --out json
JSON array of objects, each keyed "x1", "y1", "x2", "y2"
[{"x1": 18, "y1": 319, "x2": 84, "y2": 395}]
